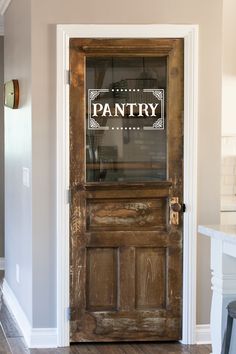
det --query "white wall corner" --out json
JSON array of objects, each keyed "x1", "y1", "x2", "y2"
[
  {"x1": 2, "y1": 280, "x2": 57, "y2": 348},
  {"x1": 0, "y1": 257, "x2": 5, "y2": 270},
  {"x1": 196, "y1": 324, "x2": 211, "y2": 344},
  {"x1": 0, "y1": 0, "x2": 11, "y2": 15}
]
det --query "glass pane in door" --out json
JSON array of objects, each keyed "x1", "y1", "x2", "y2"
[{"x1": 86, "y1": 56, "x2": 167, "y2": 182}]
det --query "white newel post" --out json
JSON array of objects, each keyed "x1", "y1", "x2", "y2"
[{"x1": 210, "y1": 238, "x2": 236, "y2": 354}]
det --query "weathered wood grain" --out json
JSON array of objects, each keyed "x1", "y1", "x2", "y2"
[
  {"x1": 87, "y1": 198, "x2": 166, "y2": 230},
  {"x1": 70, "y1": 38, "x2": 184, "y2": 342},
  {"x1": 86, "y1": 248, "x2": 118, "y2": 311},
  {"x1": 135, "y1": 248, "x2": 166, "y2": 309}
]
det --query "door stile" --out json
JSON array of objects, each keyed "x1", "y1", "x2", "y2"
[
  {"x1": 166, "y1": 39, "x2": 184, "y2": 322},
  {"x1": 119, "y1": 246, "x2": 136, "y2": 311},
  {"x1": 70, "y1": 47, "x2": 87, "y2": 327}
]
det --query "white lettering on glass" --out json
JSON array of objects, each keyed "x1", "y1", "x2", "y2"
[
  {"x1": 88, "y1": 88, "x2": 164, "y2": 131},
  {"x1": 92, "y1": 102, "x2": 159, "y2": 117}
]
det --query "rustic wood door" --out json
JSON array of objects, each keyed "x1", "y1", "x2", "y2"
[{"x1": 69, "y1": 38, "x2": 184, "y2": 342}]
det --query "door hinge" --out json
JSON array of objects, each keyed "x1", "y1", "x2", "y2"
[
  {"x1": 182, "y1": 203, "x2": 186, "y2": 213},
  {"x1": 67, "y1": 189, "x2": 71, "y2": 204},
  {"x1": 66, "y1": 307, "x2": 71, "y2": 321},
  {"x1": 66, "y1": 70, "x2": 71, "y2": 85}
]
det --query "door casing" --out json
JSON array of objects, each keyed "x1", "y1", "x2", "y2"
[{"x1": 56, "y1": 24, "x2": 198, "y2": 347}]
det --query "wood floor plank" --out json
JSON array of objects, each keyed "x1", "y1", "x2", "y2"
[
  {"x1": 20, "y1": 344, "x2": 211, "y2": 354},
  {"x1": 121, "y1": 344, "x2": 143, "y2": 354},
  {"x1": 0, "y1": 301, "x2": 22, "y2": 338},
  {"x1": 71, "y1": 343, "x2": 100, "y2": 353},
  {"x1": 8, "y1": 337, "x2": 30, "y2": 354},
  {"x1": 188, "y1": 344, "x2": 212, "y2": 354},
  {"x1": 96, "y1": 343, "x2": 126, "y2": 354},
  {"x1": 0, "y1": 323, "x2": 12, "y2": 354},
  {"x1": 8, "y1": 340, "x2": 213, "y2": 354},
  {"x1": 132, "y1": 342, "x2": 188, "y2": 354},
  {"x1": 130, "y1": 343, "x2": 148, "y2": 354}
]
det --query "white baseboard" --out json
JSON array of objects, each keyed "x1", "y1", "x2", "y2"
[
  {"x1": 0, "y1": 257, "x2": 5, "y2": 270},
  {"x1": 2, "y1": 279, "x2": 57, "y2": 348},
  {"x1": 196, "y1": 324, "x2": 211, "y2": 344},
  {"x1": 30, "y1": 328, "x2": 57, "y2": 348}
]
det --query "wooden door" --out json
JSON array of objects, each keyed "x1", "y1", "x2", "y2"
[{"x1": 69, "y1": 38, "x2": 184, "y2": 342}]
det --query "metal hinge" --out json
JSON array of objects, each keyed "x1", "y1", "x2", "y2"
[
  {"x1": 66, "y1": 70, "x2": 71, "y2": 85},
  {"x1": 66, "y1": 307, "x2": 71, "y2": 321},
  {"x1": 182, "y1": 203, "x2": 186, "y2": 213},
  {"x1": 67, "y1": 189, "x2": 71, "y2": 204}
]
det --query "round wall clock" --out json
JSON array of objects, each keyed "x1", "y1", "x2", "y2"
[{"x1": 4, "y1": 80, "x2": 19, "y2": 109}]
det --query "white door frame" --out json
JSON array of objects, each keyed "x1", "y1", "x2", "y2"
[{"x1": 56, "y1": 24, "x2": 199, "y2": 347}]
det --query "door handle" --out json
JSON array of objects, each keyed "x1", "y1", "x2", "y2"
[
  {"x1": 169, "y1": 197, "x2": 183, "y2": 225},
  {"x1": 171, "y1": 201, "x2": 182, "y2": 213}
]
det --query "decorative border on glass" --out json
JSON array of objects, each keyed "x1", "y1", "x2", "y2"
[
  {"x1": 143, "y1": 89, "x2": 164, "y2": 130},
  {"x1": 88, "y1": 88, "x2": 164, "y2": 131},
  {"x1": 88, "y1": 89, "x2": 109, "y2": 130}
]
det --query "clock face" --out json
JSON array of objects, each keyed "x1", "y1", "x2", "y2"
[{"x1": 4, "y1": 80, "x2": 19, "y2": 109}]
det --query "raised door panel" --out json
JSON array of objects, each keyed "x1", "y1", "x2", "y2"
[
  {"x1": 86, "y1": 248, "x2": 118, "y2": 311},
  {"x1": 135, "y1": 248, "x2": 166, "y2": 310},
  {"x1": 87, "y1": 198, "x2": 167, "y2": 231}
]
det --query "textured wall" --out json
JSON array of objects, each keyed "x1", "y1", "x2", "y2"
[{"x1": 222, "y1": 0, "x2": 236, "y2": 135}]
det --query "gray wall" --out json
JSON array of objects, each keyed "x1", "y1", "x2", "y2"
[
  {"x1": 5, "y1": 0, "x2": 222, "y2": 328},
  {"x1": 0, "y1": 36, "x2": 4, "y2": 258},
  {"x1": 222, "y1": 0, "x2": 236, "y2": 135},
  {"x1": 4, "y1": 0, "x2": 32, "y2": 323}
]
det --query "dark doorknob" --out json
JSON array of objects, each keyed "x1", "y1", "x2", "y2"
[
  {"x1": 171, "y1": 202, "x2": 182, "y2": 213},
  {"x1": 169, "y1": 197, "x2": 182, "y2": 225}
]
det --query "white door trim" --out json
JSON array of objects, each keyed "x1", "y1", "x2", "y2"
[{"x1": 56, "y1": 24, "x2": 199, "y2": 347}]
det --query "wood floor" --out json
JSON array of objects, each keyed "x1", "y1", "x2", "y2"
[{"x1": 0, "y1": 272, "x2": 212, "y2": 354}]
